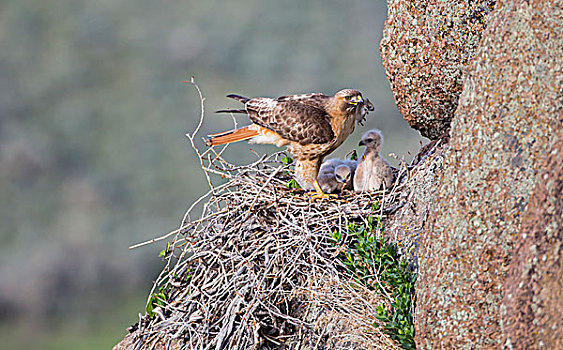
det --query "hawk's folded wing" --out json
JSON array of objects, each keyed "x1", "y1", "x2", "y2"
[
  {"x1": 276, "y1": 93, "x2": 329, "y2": 110},
  {"x1": 246, "y1": 99, "x2": 334, "y2": 145}
]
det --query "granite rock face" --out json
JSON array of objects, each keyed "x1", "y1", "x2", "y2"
[
  {"x1": 380, "y1": 0, "x2": 495, "y2": 139},
  {"x1": 383, "y1": 141, "x2": 447, "y2": 269},
  {"x1": 414, "y1": 0, "x2": 562, "y2": 348},
  {"x1": 503, "y1": 130, "x2": 563, "y2": 349}
]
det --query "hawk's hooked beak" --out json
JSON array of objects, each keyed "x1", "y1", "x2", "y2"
[
  {"x1": 359, "y1": 139, "x2": 366, "y2": 146},
  {"x1": 349, "y1": 95, "x2": 363, "y2": 105}
]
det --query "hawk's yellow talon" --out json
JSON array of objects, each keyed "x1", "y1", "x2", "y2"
[
  {"x1": 310, "y1": 192, "x2": 338, "y2": 200},
  {"x1": 309, "y1": 180, "x2": 337, "y2": 200}
]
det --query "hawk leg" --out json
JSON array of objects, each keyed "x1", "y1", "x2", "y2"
[{"x1": 310, "y1": 179, "x2": 338, "y2": 200}]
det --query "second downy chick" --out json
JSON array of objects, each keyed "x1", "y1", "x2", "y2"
[{"x1": 318, "y1": 158, "x2": 357, "y2": 194}]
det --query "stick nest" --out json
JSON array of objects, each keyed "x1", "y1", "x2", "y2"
[{"x1": 124, "y1": 81, "x2": 412, "y2": 350}]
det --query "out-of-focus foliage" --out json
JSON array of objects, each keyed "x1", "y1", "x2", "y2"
[{"x1": 0, "y1": 0, "x2": 423, "y2": 348}]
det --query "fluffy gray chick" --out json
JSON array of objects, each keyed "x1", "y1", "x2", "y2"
[
  {"x1": 353, "y1": 129, "x2": 393, "y2": 192},
  {"x1": 318, "y1": 158, "x2": 357, "y2": 194},
  {"x1": 334, "y1": 164, "x2": 354, "y2": 191}
]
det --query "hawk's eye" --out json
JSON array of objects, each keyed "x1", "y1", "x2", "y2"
[
  {"x1": 345, "y1": 95, "x2": 351, "y2": 101},
  {"x1": 365, "y1": 138, "x2": 374, "y2": 143}
]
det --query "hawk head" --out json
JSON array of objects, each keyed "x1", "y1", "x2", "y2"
[
  {"x1": 335, "y1": 89, "x2": 363, "y2": 105},
  {"x1": 333, "y1": 89, "x2": 364, "y2": 113},
  {"x1": 334, "y1": 164, "x2": 352, "y2": 184},
  {"x1": 359, "y1": 129, "x2": 384, "y2": 153}
]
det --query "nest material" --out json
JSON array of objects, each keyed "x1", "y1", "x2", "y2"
[{"x1": 125, "y1": 81, "x2": 412, "y2": 350}]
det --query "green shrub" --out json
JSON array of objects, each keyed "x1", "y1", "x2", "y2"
[{"x1": 331, "y1": 207, "x2": 416, "y2": 349}]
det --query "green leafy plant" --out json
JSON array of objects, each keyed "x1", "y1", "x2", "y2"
[
  {"x1": 280, "y1": 154, "x2": 301, "y2": 189},
  {"x1": 159, "y1": 242, "x2": 171, "y2": 259},
  {"x1": 146, "y1": 286, "x2": 168, "y2": 318},
  {"x1": 332, "y1": 211, "x2": 417, "y2": 349},
  {"x1": 281, "y1": 154, "x2": 293, "y2": 165},
  {"x1": 285, "y1": 178, "x2": 301, "y2": 189}
]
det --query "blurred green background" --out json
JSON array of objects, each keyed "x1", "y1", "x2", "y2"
[{"x1": 0, "y1": 0, "x2": 425, "y2": 348}]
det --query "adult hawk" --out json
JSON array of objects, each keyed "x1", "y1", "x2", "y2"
[{"x1": 206, "y1": 89, "x2": 372, "y2": 198}]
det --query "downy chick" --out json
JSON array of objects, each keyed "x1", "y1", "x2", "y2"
[
  {"x1": 354, "y1": 129, "x2": 393, "y2": 192},
  {"x1": 318, "y1": 158, "x2": 357, "y2": 194}
]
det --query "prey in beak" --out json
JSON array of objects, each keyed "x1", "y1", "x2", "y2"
[{"x1": 356, "y1": 97, "x2": 374, "y2": 126}]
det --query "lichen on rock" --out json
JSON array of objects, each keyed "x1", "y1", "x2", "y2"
[
  {"x1": 414, "y1": 0, "x2": 563, "y2": 347},
  {"x1": 380, "y1": 0, "x2": 496, "y2": 139}
]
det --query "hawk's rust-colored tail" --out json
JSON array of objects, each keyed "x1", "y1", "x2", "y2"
[{"x1": 205, "y1": 126, "x2": 259, "y2": 146}]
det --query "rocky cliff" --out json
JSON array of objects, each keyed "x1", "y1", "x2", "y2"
[{"x1": 381, "y1": 0, "x2": 561, "y2": 348}]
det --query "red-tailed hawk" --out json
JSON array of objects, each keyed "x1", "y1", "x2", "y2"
[{"x1": 206, "y1": 89, "x2": 371, "y2": 199}]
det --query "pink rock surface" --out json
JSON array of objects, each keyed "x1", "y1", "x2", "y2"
[
  {"x1": 380, "y1": 0, "x2": 495, "y2": 139},
  {"x1": 415, "y1": 0, "x2": 562, "y2": 347}
]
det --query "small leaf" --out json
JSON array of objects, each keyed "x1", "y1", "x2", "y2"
[
  {"x1": 281, "y1": 155, "x2": 293, "y2": 165},
  {"x1": 285, "y1": 179, "x2": 300, "y2": 189}
]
